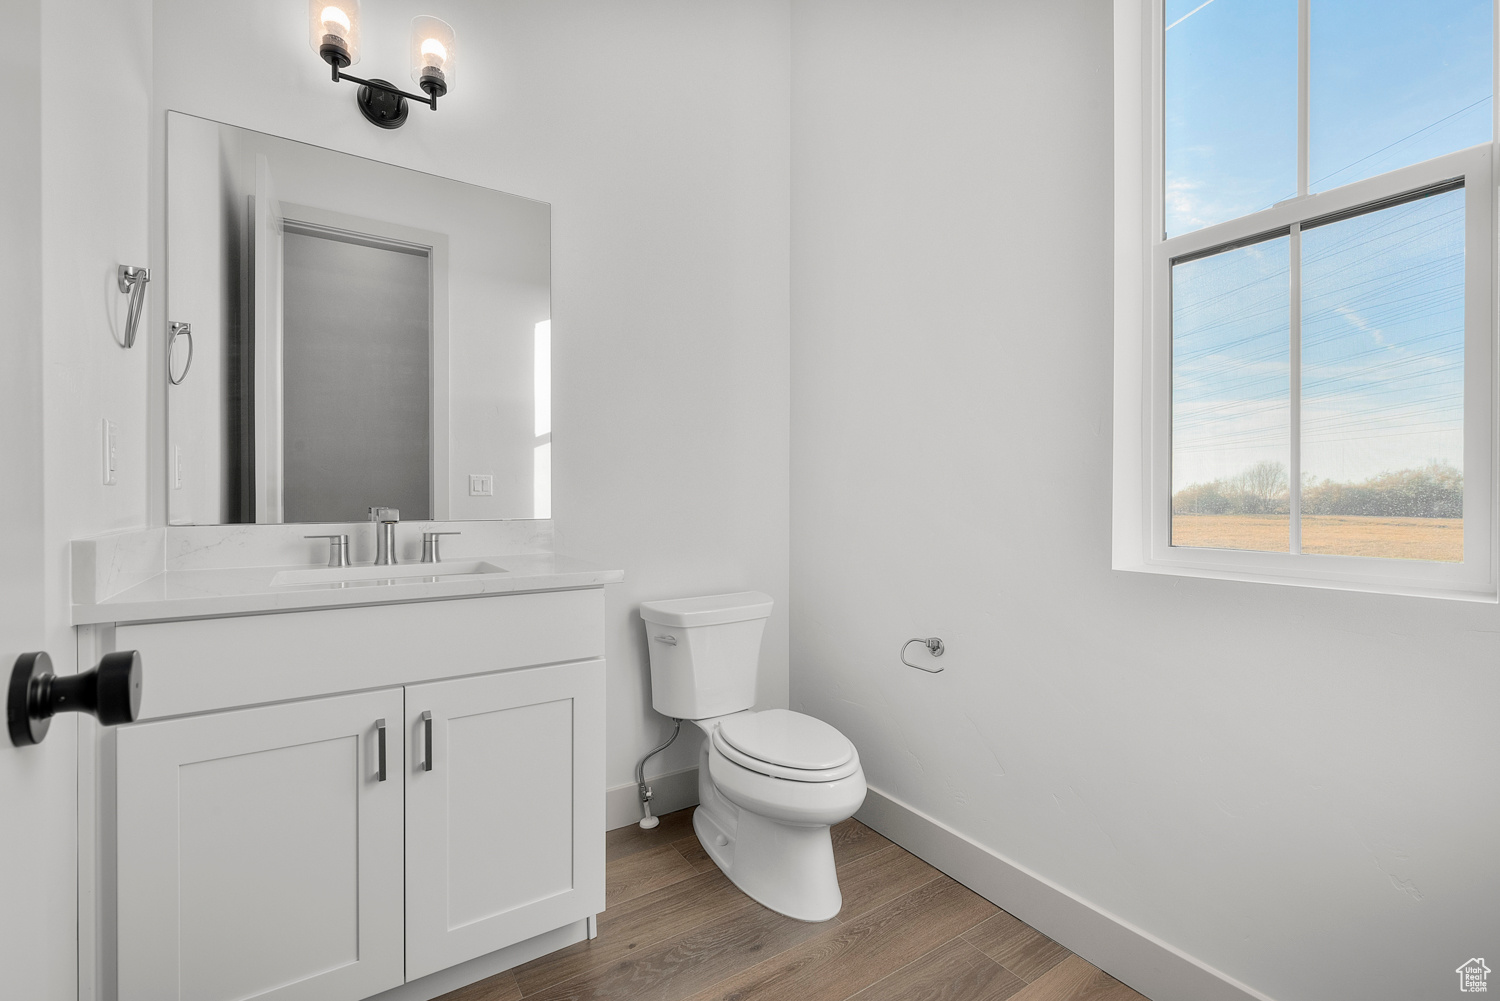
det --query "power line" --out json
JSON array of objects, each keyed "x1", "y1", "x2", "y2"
[
  {"x1": 1165, "y1": 0, "x2": 1220, "y2": 32},
  {"x1": 1308, "y1": 95, "x2": 1492, "y2": 191},
  {"x1": 1238, "y1": 96, "x2": 1494, "y2": 213}
]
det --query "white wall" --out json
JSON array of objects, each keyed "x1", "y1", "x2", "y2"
[
  {"x1": 151, "y1": 1, "x2": 791, "y2": 801},
  {"x1": 44, "y1": 0, "x2": 156, "y2": 620},
  {"x1": 790, "y1": 4, "x2": 1498, "y2": 1001}
]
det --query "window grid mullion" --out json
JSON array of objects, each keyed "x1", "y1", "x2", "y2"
[
  {"x1": 1289, "y1": 222, "x2": 1303, "y2": 554},
  {"x1": 1298, "y1": 0, "x2": 1310, "y2": 198}
]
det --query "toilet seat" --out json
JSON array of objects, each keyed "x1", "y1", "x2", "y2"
[
  {"x1": 711, "y1": 710, "x2": 860, "y2": 783},
  {"x1": 706, "y1": 738, "x2": 867, "y2": 828}
]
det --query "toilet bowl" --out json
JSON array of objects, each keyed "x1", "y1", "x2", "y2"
[
  {"x1": 640, "y1": 592, "x2": 866, "y2": 923},
  {"x1": 691, "y1": 709, "x2": 866, "y2": 921}
]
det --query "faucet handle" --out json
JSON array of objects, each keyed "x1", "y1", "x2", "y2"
[
  {"x1": 305, "y1": 534, "x2": 352, "y2": 568},
  {"x1": 421, "y1": 530, "x2": 461, "y2": 564},
  {"x1": 368, "y1": 506, "x2": 400, "y2": 523}
]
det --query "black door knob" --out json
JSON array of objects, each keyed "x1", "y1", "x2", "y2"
[{"x1": 7, "y1": 650, "x2": 144, "y2": 747}]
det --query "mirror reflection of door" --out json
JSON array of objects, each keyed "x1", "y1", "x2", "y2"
[{"x1": 280, "y1": 224, "x2": 432, "y2": 523}]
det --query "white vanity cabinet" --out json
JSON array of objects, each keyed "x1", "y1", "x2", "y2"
[
  {"x1": 405, "y1": 660, "x2": 604, "y2": 979},
  {"x1": 116, "y1": 689, "x2": 408, "y2": 1001},
  {"x1": 90, "y1": 586, "x2": 608, "y2": 1001}
]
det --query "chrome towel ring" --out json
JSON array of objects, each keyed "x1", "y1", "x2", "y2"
[
  {"x1": 168, "y1": 321, "x2": 194, "y2": 386},
  {"x1": 901, "y1": 636, "x2": 945, "y2": 673}
]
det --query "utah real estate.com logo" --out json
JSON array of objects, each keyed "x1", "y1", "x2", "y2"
[{"x1": 1458, "y1": 958, "x2": 1491, "y2": 993}]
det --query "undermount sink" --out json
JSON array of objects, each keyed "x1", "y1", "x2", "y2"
[{"x1": 271, "y1": 560, "x2": 509, "y2": 587}]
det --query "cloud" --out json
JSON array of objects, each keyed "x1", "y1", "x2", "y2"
[{"x1": 1334, "y1": 305, "x2": 1385, "y2": 345}]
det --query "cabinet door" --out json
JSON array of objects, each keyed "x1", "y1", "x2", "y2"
[
  {"x1": 117, "y1": 689, "x2": 405, "y2": 1001},
  {"x1": 405, "y1": 659, "x2": 605, "y2": 979}
]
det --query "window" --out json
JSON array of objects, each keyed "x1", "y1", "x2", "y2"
[{"x1": 1114, "y1": 0, "x2": 1496, "y2": 599}]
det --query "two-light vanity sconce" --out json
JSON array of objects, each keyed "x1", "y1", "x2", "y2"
[
  {"x1": 117, "y1": 6, "x2": 455, "y2": 377},
  {"x1": 310, "y1": 2, "x2": 457, "y2": 129}
]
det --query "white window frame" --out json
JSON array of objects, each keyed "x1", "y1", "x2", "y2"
[{"x1": 1113, "y1": 0, "x2": 1499, "y2": 600}]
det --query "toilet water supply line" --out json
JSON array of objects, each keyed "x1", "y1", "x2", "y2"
[{"x1": 635, "y1": 717, "x2": 682, "y2": 829}]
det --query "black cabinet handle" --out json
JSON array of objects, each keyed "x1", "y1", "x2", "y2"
[
  {"x1": 376, "y1": 718, "x2": 388, "y2": 781},
  {"x1": 7, "y1": 651, "x2": 144, "y2": 747}
]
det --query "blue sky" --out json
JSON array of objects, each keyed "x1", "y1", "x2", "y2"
[{"x1": 1165, "y1": 0, "x2": 1489, "y2": 490}]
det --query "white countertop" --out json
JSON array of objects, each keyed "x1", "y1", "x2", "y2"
[
  {"x1": 75, "y1": 552, "x2": 622, "y2": 625},
  {"x1": 71, "y1": 525, "x2": 622, "y2": 625}
]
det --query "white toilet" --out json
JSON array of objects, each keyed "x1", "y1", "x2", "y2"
[{"x1": 640, "y1": 591, "x2": 866, "y2": 922}]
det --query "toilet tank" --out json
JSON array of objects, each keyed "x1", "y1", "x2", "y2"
[{"x1": 639, "y1": 591, "x2": 773, "y2": 720}]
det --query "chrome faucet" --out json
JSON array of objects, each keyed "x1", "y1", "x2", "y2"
[{"x1": 369, "y1": 507, "x2": 400, "y2": 565}]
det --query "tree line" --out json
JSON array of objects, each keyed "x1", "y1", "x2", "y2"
[{"x1": 1172, "y1": 461, "x2": 1462, "y2": 518}]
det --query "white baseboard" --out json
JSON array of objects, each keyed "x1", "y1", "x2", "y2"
[
  {"x1": 606, "y1": 765, "x2": 700, "y2": 831},
  {"x1": 366, "y1": 919, "x2": 588, "y2": 1001},
  {"x1": 857, "y1": 786, "x2": 1277, "y2": 1001}
]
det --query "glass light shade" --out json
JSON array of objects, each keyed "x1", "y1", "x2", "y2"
[
  {"x1": 309, "y1": 0, "x2": 361, "y2": 66},
  {"x1": 410, "y1": 16, "x2": 456, "y2": 96}
]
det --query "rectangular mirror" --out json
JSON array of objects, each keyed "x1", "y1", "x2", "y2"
[{"x1": 165, "y1": 112, "x2": 551, "y2": 524}]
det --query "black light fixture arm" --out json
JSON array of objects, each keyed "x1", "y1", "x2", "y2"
[{"x1": 331, "y1": 62, "x2": 439, "y2": 111}]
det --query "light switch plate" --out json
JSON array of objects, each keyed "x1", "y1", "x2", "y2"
[
  {"x1": 172, "y1": 444, "x2": 183, "y2": 489},
  {"x1": 102, "y1": 419, "x2": 118, "y2": 486},
  {"x1": 469, "y1": 474, "x2": 494, "y2": 497}
]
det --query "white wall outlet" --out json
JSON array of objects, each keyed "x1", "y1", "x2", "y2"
[
  {"x1": 469, "y1": 474, "x2": 494, "y2": 497},
  {"x1": 102, "y1": 419, "x2": 119, "y2": 486}
]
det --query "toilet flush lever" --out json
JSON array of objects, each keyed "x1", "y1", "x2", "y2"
[{"x1": 652, "y1": 634, "x2": 678, "y2": 646}]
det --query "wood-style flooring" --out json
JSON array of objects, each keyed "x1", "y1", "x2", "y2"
[{"x1": 435, "y1": 808, "x2": 1152, "y2": 1001}]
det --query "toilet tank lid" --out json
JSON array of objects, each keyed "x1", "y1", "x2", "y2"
[{"x1": 640, "y1": 591, "x2": 774, "y2": 627}]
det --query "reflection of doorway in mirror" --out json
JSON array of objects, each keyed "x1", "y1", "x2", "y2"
[
  {"x1": 282, "y1": 226, "x2": 433, "y2": 523},
  {"x1": 534, "y1": 320, "x2": 552, "y2": 519}
]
